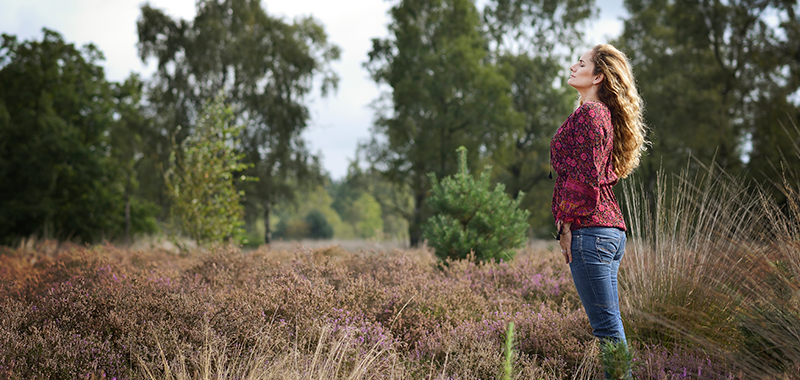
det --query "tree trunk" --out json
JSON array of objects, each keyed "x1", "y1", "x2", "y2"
[
  {"x1": 264, "y1": 201, "x2": 272, "y2": 245},
  {"x1": 124, "y1": 183, "x2": 131, "y2": 245},
  {"x1": 409, "y1": 223, "x2": 422, "y2": 248},
  {"x1": 408, "y1": 190, "x2": 426, "y2": 247}
]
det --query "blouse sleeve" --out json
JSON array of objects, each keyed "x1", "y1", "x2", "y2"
[{"x1": 555, "y1": 103, "x2": 609, "y2": 224}]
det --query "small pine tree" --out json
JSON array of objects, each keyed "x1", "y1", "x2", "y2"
[
  {"x1": 600, "y1": 339, "x2": 635, "y2": 379},
  {"x1": 164, "y1": 95, "x2": 250, "y2": 246},
  {"x1": 422, "y1": 147, "x2": 530, "y2": 262}
]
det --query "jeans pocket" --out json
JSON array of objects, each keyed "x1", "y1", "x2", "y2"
[{"x1": 595, "y1": 237, "x2": 618, "y2": 264}]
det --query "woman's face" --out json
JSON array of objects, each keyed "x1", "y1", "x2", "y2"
[{"x1": 568, "y1": 50, "x2": 599, "y2": 91}]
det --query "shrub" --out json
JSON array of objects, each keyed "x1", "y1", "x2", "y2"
[
  {"x1": 163, "y1": 95, "x2": 250, "y2": 247},
  {"x1": 305, "y1": 209, "x2": 334, "y2": 239},
  {"x1": 128, "y1": 197, "x2": 160, "y2": 236},
  {"x1": 273, "y1": 217, "x2": 310, "y2": 240},
  {"x1": 422, "y1": 146, "x2": 530, "y2": 262},
  {"x1": 600, "y1": 339, "x2": 634, "y2": 379},
  {"x1": 350, "y1": 193, "x2": 384, "y2": 239}
]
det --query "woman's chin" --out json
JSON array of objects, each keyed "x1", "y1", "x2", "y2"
[{"x1": 567, "y1": 80, "x2": 577, "y2": 90}]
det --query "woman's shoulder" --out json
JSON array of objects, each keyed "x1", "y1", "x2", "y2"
[
  {"x1": 570, "y1": 101, "x2": 611, "y2": 127},
  {"x1": 567, "y1": 101, "x2": 612, "y2": 137},
  {"x1": 570, "y1": 101, "x2": 610, "y2": 120},
  {"x1": 578, "y1": 100, "x2": 611, "y2": 116}
]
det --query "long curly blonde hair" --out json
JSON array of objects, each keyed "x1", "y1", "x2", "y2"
[{"x1": 589, "y1": 44, "x2": 648, "y2": 178}]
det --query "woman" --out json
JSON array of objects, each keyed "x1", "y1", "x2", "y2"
[{"x1": 550, "y1": 44, "x2": 646, "y2": 372}]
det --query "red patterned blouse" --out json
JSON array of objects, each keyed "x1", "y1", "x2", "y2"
[{"x1": 550, "y1": 101, "x2": 626, "y2": 231}]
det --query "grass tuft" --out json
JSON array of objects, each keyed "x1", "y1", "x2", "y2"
[{"x1": 620, "y1": 155, "x2": 800, "y2": 379}]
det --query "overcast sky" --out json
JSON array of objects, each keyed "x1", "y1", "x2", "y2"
[{"x1": 1, "y1": 0, "x2": 627, "y2": 180}]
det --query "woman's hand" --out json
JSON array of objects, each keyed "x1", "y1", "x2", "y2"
[{"x1": 557, "y1": 221, "x2": 572, "y2": 264}]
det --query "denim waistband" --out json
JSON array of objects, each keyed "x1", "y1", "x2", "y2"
[{"x1": 571, "y1": 226, "x2": 625, "y2": 237}]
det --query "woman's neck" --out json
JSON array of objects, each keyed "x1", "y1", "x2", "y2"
[{"x1": 579, "y1": 87, "x2": 600, "y2": 104}]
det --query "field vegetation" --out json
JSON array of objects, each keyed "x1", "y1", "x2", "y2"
[
  {"x1": 2, "y1": 157, "x2": 798, "y2": 379},
  {"x1": 0, "y1": 241, "x2": 727, "y2": 379}
]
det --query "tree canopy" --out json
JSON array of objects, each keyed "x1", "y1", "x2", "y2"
[
  {"x1": 364, "y1": 0, "x2": 519, "y2": 246},
  {"x1": 615, "y1": 0, "x2": 800, "y2": 191},
  {"x1": 4, "y1": 0, "x2": 800, "y2": 246},
  {"x1": 136, "y1": 0, "x2": 340, "y2": 243},
  {"x1": 0, "y1": 29, "x2": 132, "y2": 244},
  {"x1": 365, "y1": 0, "x2": 598, "y2": 244},
  {"x1": 483, "y1": 0, "x2": 595, "y2": 235}
]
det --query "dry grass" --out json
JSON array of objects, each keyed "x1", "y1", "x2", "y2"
[
  {"x1": 620, "y1": 160, "x2": 800, "y2": 379},
  {"x1": 135, "y1": 323, "x2": 405, "y2": 380}
]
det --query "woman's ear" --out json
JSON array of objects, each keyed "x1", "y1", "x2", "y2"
[{"x1": 593, "y1": 72, "x2": 605, "y2": 85}]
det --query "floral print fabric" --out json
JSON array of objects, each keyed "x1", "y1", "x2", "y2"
[{"x1": 550, "y1": 101, "x2": 626, "y2": 231}]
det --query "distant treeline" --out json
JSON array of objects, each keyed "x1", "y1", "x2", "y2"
[{"x1": 1, "y1": 0, "x2": 798, "y2": 247}]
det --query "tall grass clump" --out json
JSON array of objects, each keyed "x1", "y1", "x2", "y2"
[
  {"x1": 620, "y1": 163, "x2": 758, "y2": 346},
  {"x1": 135, "y1": 323, "x2": 403, "y2": 380},
  {"x1": 621, "y1": 149, "x2": 800, "y2": 378}
]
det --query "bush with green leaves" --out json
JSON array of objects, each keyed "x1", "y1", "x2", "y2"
[
  {"x1": 164, "y1": 95, "x2": 249, "y2": 246},
  {"x1": 273, "y1": 217, "x2": 309, "y2": 240},
  {"x1": 305, "y1": 209, "x2": 334, "y2": 239},
  {"x1": 422, "y1": 147, "x2": 530, "y2": 262}
]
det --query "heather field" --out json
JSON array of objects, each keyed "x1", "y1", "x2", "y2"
[
  {"x1": 0, "y1": 242, "x2": 736, "y2": 380},
  {"x1": 2, "y1": 167, "x2": 800, "y2": 380}
]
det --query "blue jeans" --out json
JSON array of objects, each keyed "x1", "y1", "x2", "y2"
[{"x1": 569, "y1": 227, "x2": 627, "y2": 344}]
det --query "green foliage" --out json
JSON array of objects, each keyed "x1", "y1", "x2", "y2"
[
  {"x1": 615, "y1": 0, "x2": 800, "y2": 193},
  {"x1": 272, "y1": 185, "x2": 351, "y2": 240},
  {"x1": 482, "y1": 0, "x2": 595, "y2": 54},
  {"x1": 273, "y1": 217, "x2": 310, "y2": 241},
  {"x1": 600, "y1": 339, "x2": 634, "y2": 380},
  {"x1": 503, "y1": 322, "x2": 516, "y2": 380},
  {"x1": 349, "y1": 193, "x2": 383, "y2": 239},
  {"x1": 489, "y1": 53, "x2": 574, "y2": 237},
  {"x1": 332, "y1": 189, "x2": 384, "y2": 239},
  {"x1": 331, "y1": 158, "x2": 410, "y2": 241},
  {"x1": 304, "y1": 209, "x2": 334, "y2": 240},
  {"x1": 108, "y1": 73, "x2": 162, "y2": 241},
  {"x1": 481, "y1": 0, "x2": 595, "y2": 238},
  {"x1": 127, "y1": 197, "x2": 160, "y2": 236},
  {"x1": 422, "y1": 147, "x2": 530, "y2": 262},
  {"x1": 0, "y1": 29, "x2": 131, "y2": 244},
  {"x1": 364, "y1": 0, "x2": 518, "y2": 247},
  {"x1": 164, "y1": 96, "x2": 248, "y2": 246},
  {"x1": 137, "y1": 0, "x2": 340, "y2": 244},
  {"x1": 364, "y1": 0, "x2": 594, "y2": 244}
]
